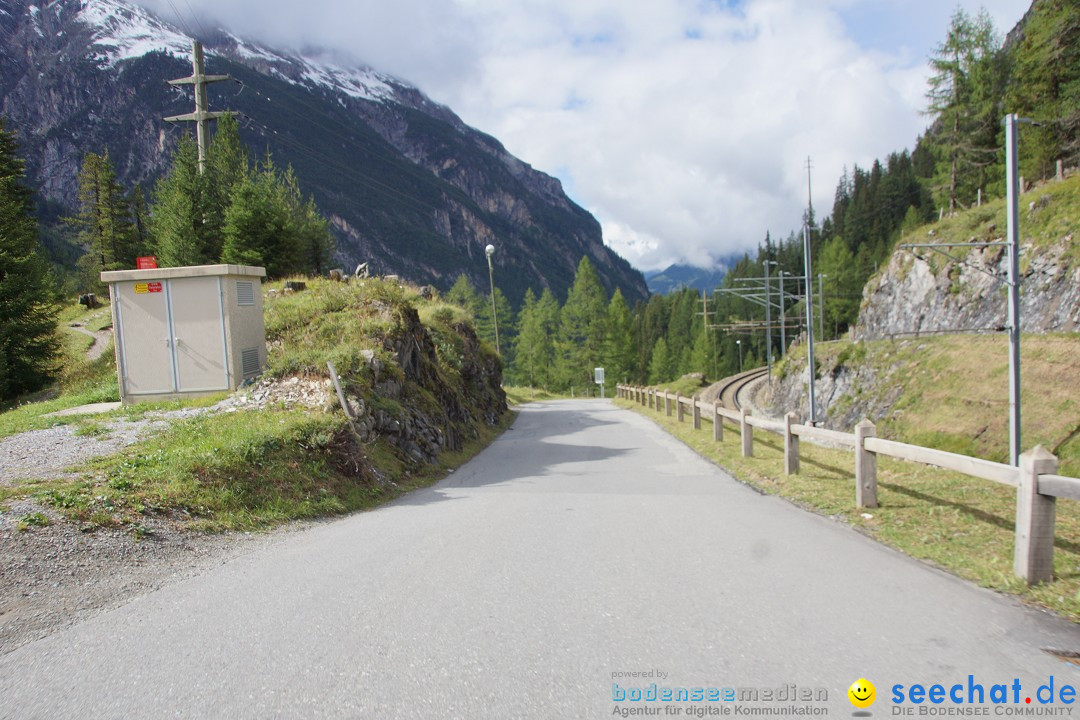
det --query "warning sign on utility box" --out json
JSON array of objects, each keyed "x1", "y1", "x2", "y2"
[
  {"x1": 148, "y1": 282, "x2": 162, "y2": 293},
  {"x1": 135, "y1": 282, "x2": 163, "y2": 294}
]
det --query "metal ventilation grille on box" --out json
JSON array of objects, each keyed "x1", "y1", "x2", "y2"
[
  {"x1": 241, "y1": 347, "x2": 260, "y2": 377},
  {"x1": 236, "y1": 281, "x2": 255, "y2": 306}
]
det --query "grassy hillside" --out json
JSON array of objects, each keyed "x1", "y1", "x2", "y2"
[
  {"x1": 878, "y1": 173, "x2": 1080, "y2": 285},
  {"x1": 776, "y1": 333, "x2": 1080, "y2": 476},
  {"x1": 1, "y1": 278, "x2": 509, "y2": 532}
]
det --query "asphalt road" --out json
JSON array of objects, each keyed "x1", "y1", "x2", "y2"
[{"x1": 2, "y1": 400, "x2": 1078, "y2": 719}]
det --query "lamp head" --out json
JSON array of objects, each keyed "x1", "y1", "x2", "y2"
[{"x1": 485, "y1": 244, "x2": 495, "y2": 258}]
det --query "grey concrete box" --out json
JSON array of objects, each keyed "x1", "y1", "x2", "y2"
[{"x1": 100, "y1": 264, "x2": 267, "y2": 404}]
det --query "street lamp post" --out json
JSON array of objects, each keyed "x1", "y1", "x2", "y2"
[
  {"x1": 736, "y1": 339, "x2": 743, "y2": 373},
  {"x1": 485, "y1": 244, "x2": 500, "y2": 356}
]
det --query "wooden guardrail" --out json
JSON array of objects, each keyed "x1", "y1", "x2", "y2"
[{"x1": 616, "y1": 383, "x2": 1079, "y2": 586}]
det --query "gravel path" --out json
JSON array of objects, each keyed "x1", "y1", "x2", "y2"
[
  {"x1": 0, "y1": 504, "x2": 314, "y2": 655},
  {"x1": 0, "y1": 374, "x2": 345, "y2": 656},
  {"x1": 0, "y1": 406, "x2": 214, "y2": 484},
  {"x1": 0, "y1": 419, "x2": 167, "y2": 484},
  {"x1": 0, "y1": 404, "x2": 270, "y2": 655},
  {"x1": 68, "y1": 324, "x2": 113, "y2": 362}
]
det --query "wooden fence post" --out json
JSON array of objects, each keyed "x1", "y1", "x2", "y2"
[
  {"x1": 713, "y1": 402, "x2": 723, "y2": 442},
  {"x1": 665, "y1": 392, "x2": 672, "y2": 417},
  {"x1": 647, "y1": 389, "x2": 653, "y2": 410},
  {"x1": 676, "y1": 393, "x2": 684, "y2": 422},
  {"x1": 855, "y1": 419, "x2": 878, "y2": 509},
  {"x1": 784, "y1": 412, "x2": 799, "y2": 475},
  {"x1": 1014, "y1": 446, "x2": 1058, "y2": 585},
  {"x1": 740, "y1": 407, "x2": 753, "y2": 457},
  {"x1": 692, "y1": 399, "x2": 701, "y2": 430}
]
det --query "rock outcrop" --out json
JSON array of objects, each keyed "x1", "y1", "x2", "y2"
[{"x1": 856, "y1": 180, "x2": 1080, "y2": 340}]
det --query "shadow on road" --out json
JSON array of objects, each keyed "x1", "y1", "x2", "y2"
[{"x1": 391, "y1": 402, "x2": 633, "y2": 507}]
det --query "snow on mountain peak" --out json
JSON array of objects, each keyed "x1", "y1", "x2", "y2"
[
  {"x1": 295, "y1": 52, "x2": 396, "y2": 103},
  {"x1": 77, "y1": 0, "x2": 192, "y2": 65},
  {"x1": 60, "y1": 0, "x2": 400, "y2": 104}
]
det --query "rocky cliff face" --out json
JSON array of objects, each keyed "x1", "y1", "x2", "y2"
[
  {"x1": 855, "y1": 177, "x2": 1080, "y2": 340},
  {"x1": 0, "y1": 0, "x2": 648, "y2": 306}
]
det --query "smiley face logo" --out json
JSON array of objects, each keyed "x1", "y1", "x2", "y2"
[{"x1": 848, "y1": 678, "x2": 876, "y2": 708}]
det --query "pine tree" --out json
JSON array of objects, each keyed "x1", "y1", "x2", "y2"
[
  {"x1": 0, "y1": 119, "x2": 58, "y2": 401},
  {"x1": 281, "y1": 165, "x2": 335, "y2": 275},
  {"x1": 151, "y1": 135, "x2": 211, "y2": 266},
  {"x1": 688, "y1": 324, "x2": 714, "y2": 378},
  {"x1": 648, "y1": 337, "x2": 672, "y2": 384},
  {"x1": 446, "y1": 273, "x2": 485, "y2": 328},
  {"x1": 221, "y1": 158, "x2": 305, "y2": 278},
  {"x1": 557, "y1": 256, "x2": 608, "y2": 388},
  {"x1": 514, "y1": 288, "x2": 560, "y2": 389},
  {"x1": 72, "y1": 150, "x2": 135, "y2": 275},
  {"x1": 1007, "y1": 0, "x2": 1080, "y2": 177},
  {"x1": 603, "y1": 288, "x2": 635, "y2": 389},
  {"x1": 128, "y1": 184, "x2": 150, "y2": 259},
  {"x1": 201, "y1": 114, "x2": 250, "y2": 261},
  {"x1": 816, "y1": 237, "x2": 861, "y2": 337},
  {"x1": 925, "y1": 9, "x2": 1005, "y2": 212}
]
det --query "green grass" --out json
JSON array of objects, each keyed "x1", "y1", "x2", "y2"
[
  {"x1": 16, "y1": 512, "x2": 51, "y2": 532},
  {"x1": 0, "y1": 299, "x2": 123, "y2": 436},
  {"x1": 893, "y1": 174, "x2": 1080, "y2": 272},
  {"x1": 654, "y1": 374, "x2": 710, "y2": 398},
  {"x1": 73, "y1": 420, "x2": 110, "y2": 438},
  {"x1": 616, "y1": 397, "x2": 1080, "y2": 621},
  {"x1": 2, "y1": 278, "x2": 511, "y2": 533},
  {"x1": 793, "y1": 333, "x2": 1080, "y2": 477},
  {"x1": 8, "y1": 406, "x2": 516, "y2": 533}
]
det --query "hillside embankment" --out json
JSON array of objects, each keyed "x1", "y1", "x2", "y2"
[
  {"x1": 857, "y1": 173, "x2": 1080, "y2": 338},
  {"x1": 0, "y1": 277, "x2": 509, "y2": 653}
]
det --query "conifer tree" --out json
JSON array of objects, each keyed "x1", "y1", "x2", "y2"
[
  {"x1": 0, "y1": 119, "x2": 58, "y2": 401},
  {"x1": 603, "y1": 288, "x2": 635, "y2": 389},
  {"x1": 72, "y1": 150, "x2": 135, "y2": 273},
  {"x1": 1007, "y1": 0, "x2": 1080, "y2": 177},
  {"x1": 925, "y1": 9, "x2": 1005, "y2": 212},
  {"x1": 648, "y1": 337, "x2": 672, "y2": 384},
  {"x1": 221, "y1": 159, "x2": 304, "y2": 277},
  {"x1": 514, "y1": 288, "x2": 560, "y2": 389},
  {"x1": 557, "y1": 257, "x2": 608, "y2": 388},
  {"x1": 151, "y1": 135, "x2": 211, "y2": 266},
  {"x1": 281, "y1": 166, "x2": 335, "y2": 275}
]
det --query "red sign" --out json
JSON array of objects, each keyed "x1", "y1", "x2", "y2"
[
  {"x1": 137, "y1": 256, "x2": 158, "y2": 270},
  {"x1": 147, "y1": 282, "x2": 163, "y2": 293}
]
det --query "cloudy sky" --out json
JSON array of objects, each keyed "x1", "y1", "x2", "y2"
[{"x1": 143, "y1": 0, "x2": 1032, "y2": 271}]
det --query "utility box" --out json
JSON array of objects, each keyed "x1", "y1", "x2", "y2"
[{"x1": 100, "y1": 264, "x2": 267, "y2": 404}]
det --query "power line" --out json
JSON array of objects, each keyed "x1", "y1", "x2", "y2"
[{"x1": 182, "y1": 0, "x2": 207, "y2": 38}]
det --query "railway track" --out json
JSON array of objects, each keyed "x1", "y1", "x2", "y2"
[{"x1": 716, "y1": 367, "x2": 769, "y2": 411}]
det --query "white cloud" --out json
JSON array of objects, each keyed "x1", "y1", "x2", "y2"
[{"x1": 137, "y1": 0, "x2": 1032, "y2": 271}]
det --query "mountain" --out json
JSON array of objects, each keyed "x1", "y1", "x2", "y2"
[
  {"x1": 0, "y1": 0, "x2": 648, "y2": 306},
  {"x1": 644, "y1": 263, "x2": 730, "y2": 295}
]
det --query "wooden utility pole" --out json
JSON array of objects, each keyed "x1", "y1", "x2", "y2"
[{"x1": 164, "y1": 41, "x2": 232, "y2": 174}]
